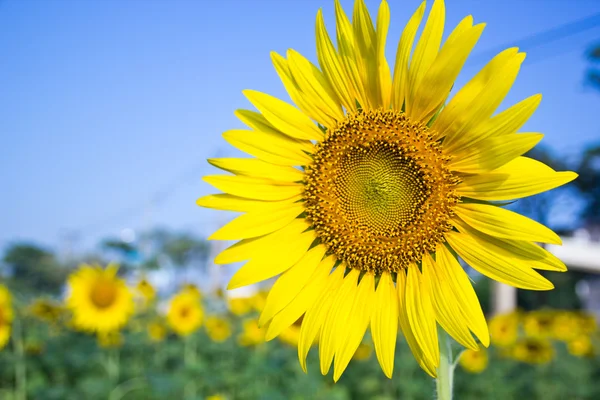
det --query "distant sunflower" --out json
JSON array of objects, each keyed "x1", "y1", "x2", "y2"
[
  {"x1": 567, "y1": 334, "x2": 593, "y2": 357},
  {"x1": 205, "y1": 316, "x2": 232, "y2": 342},
  {"x1": 523, "y1": 309, "x2": 555, "y2": 339},
  {"x1": 167, "y1": 291, "x2": 203, "y2": 336},
  {"x1": 238, "y1": 319, "x2": 265, "y2": 347},
  {"x1": 135, "y1": 278, "x2": 156, "y2": 306},
  {"x1": 512, "y1": 338, "x2": 554, "y2": 364},
  {"x1": 489, "y1": 312, "x2": 520, "y2": 348},
  {"x1": 0, "y1": 285, "x2": 13, "y2": 350},
  {"x1": 97, "y1": 330, "x2": 124, "y2": 349},
  {"x1": 67, "y1": 264, "x2": 134, "y2": 334},
  {"x1": 198, "y1": 0, "x2": 576, "y2": 380},
  {"x1": 148, "y1": 320, "x2": 168, "y2": 342},
  {"x1": 29, "y1": 299, "x2": 64, "y2": 324},
  {"x1": 458, "y1": 348, "x2": 488, "y2": 374}
]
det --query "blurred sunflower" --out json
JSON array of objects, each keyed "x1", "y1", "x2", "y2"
[
  {"x1": 458, "y1": 348, "x2": 488, "y2": 374},
  {"x1": 523, "y1": 309, "x2": 555, "y2": 339},
  {"x1": 135, "y1": 278, "x2": 156, "y2": 306},
  {"x1": 198, "y1": 0, "x2": 575, "y2": 380},
  {"x1": 575, "y1": 312, "x2": 597, "y2": 335},
  {"x1": 353, "y1": 342, "x2": 373, "y2": 361},
  {"x1": 238, "y1": 319, "x2": 265, "y2": 347},
  {"x1": 206, "y1": 395, "x2": 226, "y2": 400},
  {"x1": 167, "y1": 290, "x2": 203, "y2": 336},
  {"x1": 552, "y1": 311, "x2": 580, "y2": 342},
  {"x1": 0, "y1": 285, "x2": 13, "y2": 350},
  {"x1": 250, "y1": 290, "x2": 268, "y2": 312},
  {"x1": 227, "y1": 297, "x2": 252, "y2": 316},
  {"x1": 97, "y1": 330, "x2": 124, "y2": 349},
  {"x1": 205, "y1": 316, "x2": 232, "y2": 342},
  {"x1": 66, "y1": 264, "x2": 134, "y2": 334},
  {"x1": 489, "y1": 312, "x2": 520, "y2": 348},
  {"x1": 567, "y1": 334, "x2": 593, "y2": 357},
  {"x1": 181, "y1": 283, "x2": 202, "y2": 299},
  {"x1": 29, "y1": 299, "x2": 64, "y2": 324},
  {"x1": 279, "y1": 316, "x2": 303, "y2": 347},
  {"x1": 147, "y1": 320, "x2": 168, "y2": 342},
  {"x1": 512, "y1": 338, "x2": 554, "y2": 364}
]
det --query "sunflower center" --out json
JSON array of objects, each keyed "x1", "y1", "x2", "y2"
[
  {"x1": 0, "y1": 309, "x2": 4, "y2": 326},
  {"x1": 304, "y1": 109, "x2": 459, "y2": 273},
  {"x1": 180, "y1": 306, "x2": 191, "y2": 319},
  {"x1": 90, "y1": 281, "x2": 118, "y2": 309}
]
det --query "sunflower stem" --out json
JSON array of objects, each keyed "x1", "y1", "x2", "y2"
[
  {"x1": 183, "y1": 334, "x2": 197, "y2": 399},
  {"x1": 12, "y1": 317, "x2": 27, "y2": 400},
  {"x1": 435, "y1": 330, "x2": 454, "y2": 400}
]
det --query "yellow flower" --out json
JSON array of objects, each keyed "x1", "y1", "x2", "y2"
[
  {"x1": 198, "y1": 0, "x2": 575, "y2": 380},
  {"x1": 567, "y1": 334, "x2": 593, "y2": 357},
  {"x1": 523, "y1": 309, "x2": 555, "y2": 339},
  {"x1": 181, "y1": 283, "x2": 202, "y2": 299},
  {"x1": 206, "y1": 395, "x2": 226, "y2": 400},
  {"x1": 97, "y1": 330, "x2": 124, "y2": 348},
  {"x1": 66, "y1": 264, "x2": 134, "y2": 334},
  {"x1": 29, "y1": 299, "x2": 64, "y2": 323},
  {"x1": 575, "y1": 312, "x2": 597, "y2": 335},
  {"x1": 511, "y1": 338, "x2": 554, "y2": 364},
  {"x1": 458, "y1": 348, "x2": 488, "y2": 374},
  {"x1": 489, "y1": 312, "x2": 520, "y2": 348},
  {"x1": 167, "y1": 291, "x2": 203, "y2": 336},
  {"x1": 353, "y1": 342, "x2": 373, "y2": 361},
  {"x1": 238, "y1": 319, "x2": 264, "y2": 347},
  {"x1": 148, "y1": 320, "x2": 168, "y2": 342},
  {"x1": 205, "y1": 316, "x2": 232, "y2": 342},
  {"x1": 135, "y1": 278, "x2": 156, "y2": 305},
  {"x1": 227, "y1": 297, "x2": 252, "y2": 316},
  {"x1": 0, "y1": 285, "x2": 13, "y2": 350},
  {"x1": 552, "y1": 311, "x2": 581, "y2": 342},
  {"x1": 250, "y1": 290, "x2": 268, "y2": 312}
]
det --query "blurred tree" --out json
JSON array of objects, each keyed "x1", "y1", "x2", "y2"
[
  {"x1": 572, "y1": 144, "x2": 600, "y2": 226},
  {"x1": 2, "y1": 243, "x2": 67, "y2": 295},
  {"x1": 586, "y1": 43, "x2": 600, "y2": 90}
]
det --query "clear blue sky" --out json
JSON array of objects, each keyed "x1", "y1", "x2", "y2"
[{"x1": 1, "y1": 0, "x2": 599, "y2": 255}]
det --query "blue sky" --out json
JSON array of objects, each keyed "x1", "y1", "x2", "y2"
[{"x1": 1, "y1": 0, "x2": 599, "y2": 254}]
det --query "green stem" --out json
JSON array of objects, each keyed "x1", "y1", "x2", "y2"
[
  {"x1": 184, "y1": 335, "x2": 197, "y2": 400},
  {"x1": 106, "y1": 348, "x2": 120, "y2": 389},
  {"x1": 436, "y1": 330, "x2": 454, "y2": 400},
  {"x1": 12, "y1": 317, "x2": 26, "y2": 400}
]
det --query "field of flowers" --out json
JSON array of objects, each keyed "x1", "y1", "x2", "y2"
[{"x1": 0, "y1": 264, "x2": 599, "y2": 400}]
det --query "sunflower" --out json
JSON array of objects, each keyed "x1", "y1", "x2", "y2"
[
  {"x1": 0, "y1": 285, "x2": 13, "y2": 350},
  {"x1": 66, "y1": 264, "x2": 134, "y2": 334},
  {"x1": 135, "y1": 278, "x2": 156, "y2": 306},
  {"x1": 167, "y1": 290, "x2": 203, "y2": 336},
  {"x1": 353, "y1": 342, "x2": 373, "y2": 361},
  {"x1": 238, "y1": 319, "x2": 265, "y2": 347},
  {"x1": 489, "y1": 312, "x2": 520, "y2": 348},
  {"x1": 552, "y1": 311, "x2": 580, "y2": 342},
  {"x1": 198, "y1": 0, "x2": 575, "y2": 380},
  {"x1": 147, "y1": 320, "x2": 168, "y2": 342},
  {"x1": 181, "y1": 283, "x2": 202, "y2": 299},
  {"x1": 205, "y1": 316, "x2": 232, "y2": 342},
  {"x1": 523, "y1": 309, "x2": 555, "y2": 339},
  {"x1": 511, "y1": 338, "x2": 554, "y2": 364},
  {"x1": 29, "y1": 299, "x2": 64, "y2": 324},
  {"x1": 227, "y1": 296, "x2": 253, "y2": 316},
  {"x1": 458, "y1": 348, "x2": 488, "y2": 374},
  {"x1": 567, "y1": 334, "x2": 593, "y2": 357},
  {"x1": 97, "y1": 330, "x2": 124, "y2": 349}
]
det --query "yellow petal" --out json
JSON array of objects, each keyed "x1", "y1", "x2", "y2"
[
  {"x1": 334, "y1": 0, "x2": 366, "y2": 107},
  {"x1": 397, "y1": 269, "x2": 437, "y2": 377},
  {"x1": 333, "y1": 272, "x2": 375, "y2": 382},
  {"x1": 422, "y1": 253, "x2": 478, "y2": 350},
  {"x1": 208, "y1": 202, "x2": 304, "y2": 241},
  {"x1": 375, "y1": 0, "x2": 392, "y2": 108},
  {"x1": 406, "y1": 0, "x2": 445, "y2": 113},
  {"x1": 243, "y1": 90, "x2": 324, "y2": 141},
  {"x1": 197, "y1": 194, "x2": 296, "y2": 212},
  {"x1": 259, "y1": 247, "x2": 330, "y2": 326},
  {"x1": 456, "y1": 156, "x2": 578, "y2": 201},
  {"x1": 454, "y1": 203, "x2": 561, "y2": 244},
  {"x1": 298, "y1": 265, "x2": 346, "y2": 372},
  {"x1": 352, "y1": 0, "x2": 379, "y2": 108},
  {"x1": 409, "y1": 18, "x2": 484, "y2": 123},
  {"x1": 315, "y1": 9, "x2": 356, "y2": 112},
  {"x1": 450, "y1": 94, "x2": 542, "y2": 153},
  {"x1": 207, "y1": 158, "x2": 304, "y2": 182},
  {"x1": 489, "y1": 238, "x2": 566, "y2": 272},
  {"x1": 435, "y1": 244, "x2": 489, "y2": 346},
  {"x1": 448, "y1": 133, "x2": 543, "y2": 173},
  {"x1": 271, "y1": 51, "x2": 338, "y2": 129},
  {"x1": 405, "y1": 264, "x2": 440, "y2": 369},
  {"x1": 203, "y1": 175, "x2": 302, "y2": 201},
  {"x1": 391, "y1": 2, "x2": 426, "y2": 111},
  {"x1": 215, "y1": 218, "x2": 310, "y2": 265},
  {"x1": 319, "y1": 268, "x2": 360, "y2": 375},
  {"x1": 223, "y1": 128, "x2": 313, "y2": 166},
  {"x1": 287, "y1": 50, "x2": 344, "y2": 123},
  {"x1": 445, "y1": 226, "x2": 554, "y2": 291},
  {"x1": 227, "y1": 228, "x2": 316, "y2": 290},
  {"x1": 264, "y1": 257, "x2": 332, "y2": 340},
  {"x1": 432, "y1": 47, "x2": 521, "y2": 143},
  {"x1": 370, "y1": 271, "x2": 398, "y2": 378}
]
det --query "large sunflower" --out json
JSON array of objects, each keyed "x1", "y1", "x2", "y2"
[
  {"x1": 66, "y1": 264, "x2": 134, "y2": 334},
  {"x1": 0, "y1": 285, "x2": 13, "y2": 350},
  {"x1": 198, "y1": 0, "x2": 576, "y2": 380}
]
